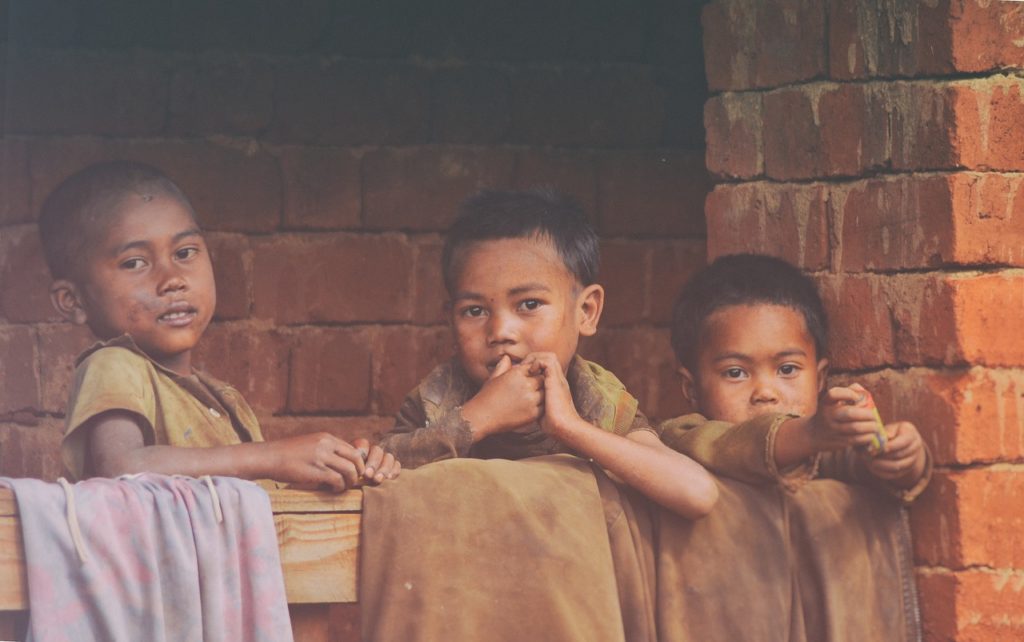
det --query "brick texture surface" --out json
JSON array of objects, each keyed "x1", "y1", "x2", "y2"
[
  {"x1": 0, "y1": 325, "x2": 38, "y2": 414},
  {"x1": 597, "y1": 151, "x2": 708, "y2": 237},
  {"x1": 288, "y1": 327, "x2": 373, "y2": 414}
]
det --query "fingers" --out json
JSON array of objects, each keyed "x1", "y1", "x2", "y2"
[
  {"x1": 823, "y1": 386, "x2": 867, "y2": 406},
  {"x1": 490, "y1": 354, "x2": 512, "y2": 378},
  {"x1": 363, "y1": 444, "x2": 384, "y2": 480},
  {"x1": 352, "y1": 437, "x2": 371, "y2": 460}
]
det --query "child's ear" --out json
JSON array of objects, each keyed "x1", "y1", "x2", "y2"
[
  {"x1": 50, "y1": 280, "x2": 89, "y2": 326},
  {"x1": 816, "y1": 358, "x2": 830, "y2": 393},
  {"x1": 678, "y1": 366, "x2": 698, "y2": 407},
  {"x1": 576, "y1": 284, "x2": 604, "y2": 337}
]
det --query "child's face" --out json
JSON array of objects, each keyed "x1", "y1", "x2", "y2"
[
  {"x1": 681, "y1": 304, "x2": 827, "y2": 424},
  {"x1": 449, "y1": 236, "x2": 603, "y2": 386},
  {"x1": 64, "y1": 194, "x2": 215, "y2": 376}
]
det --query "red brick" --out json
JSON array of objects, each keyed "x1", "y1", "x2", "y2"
[
  {"x1": 508, "y1": 66, "x2": 666, "y2": 146},
  {"x1": 373, "y1": 326, "x2": 452, "y2": 416},
  {"x1": 950, "y1": 273, "x2": 1024, "y2": 367},
  {"x1": 411, "y1": 236, "x2": 448, "y2": 325},
  {"x1": 955, "y1": 78, "x2": 1024, "y2": 171},
  {"x1": 513, "y1": 149, "x2": 598, "y2": 217},
  {"x1": 0, "y1": 324, "x2": 38, "y2": 414},
  {"x1": 279, "y1": 147, "x2": 362, "y2": 231},
  {"x1": 193, "y1": 322, "x2": 290, "y2": 415},
  {"x1": 0, "y1": 225, "x2": 58, "y2": 323},
  {"x1": 583, "y1": 327, "x2": 680, "y2": 421},
  {"x1": 706, "y1": 182, "x2": 829, "y2": 270},
  {"x1": 0, "y1": 140, "x2": 31, "y2": 225},
  {"x1": 816, "y1": 274, "x2": 895, "y2": 371},
  {"x1": 205, "y1": 233, "x2": 250, "y2": 320},
  {"x1": 846, "y1": 367, "x2": 1024, "y2": 467},
  {"x1": 271, "y1": 61, "x2": 429, "y2": 145},
  {"x1": 363, "y1": 147, "x2": 514, "y2": 232},
  {"x1": 260, "y1": 415, "x2": 394, "y2": 445},
  {"x1": 917, "y1": 568, "x2": 1024, "y2": 642},
  {"x1": 949, "y1": 173, "x2": 1024, "y2": 266},
  {"x1": 887, "y1": 274, "x2": 957, "y2": 367},
  {"x1": 704, "y1": 92, "x2": 764, "y2": 179},
  {"x1": 886, "y1": 82, "x2": 959, "y2": 171},
  {"x1": 167, "y1": 57, "x2": 274, "y2": 135},
  {"x1": 913, "y1": 468, "x2": 1024, "y2": 568},
  {"x1": 37, "y1": 322, "x2": 94, "y2": 414},
  {"x1": 288, "y1": 327, "x2": 372, "y2": 414},
  {"x1": 6, "y1": 49, "x2": 167, "y2": 136},
  {"x1": 0, "y1": 420, "x2": 64, "y2": 480},
  {"x1": 431, "y1": 67, "x2": 512, "y2": 143},
  {"x1": 599, "y1": 240, "x2": 650, "y2": 327},
  {"x1": 596, "y1": 151, "x2": 708, "y2": 238},
  {"x1": 648, "y1": 240, "x2": 707, "y2": 326},
  {"x1": 30, "y1": 138, "x2": 283, "y2": 233},
  {"x1": 702, "y1": 0, "x2": 826, "y2": 92},
  {"x1": 950, "y1": 0, "x2": 1024, "y2": 73},
  {"x1": 827, "y1": 0, "x2": 954, "y2": 80},
  {"x1": 252, "y1": 234, "x2": 414, "y2": 324}
]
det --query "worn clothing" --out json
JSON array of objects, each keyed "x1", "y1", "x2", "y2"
[
  {"x1": 61, "y1": 335, "x2": 264, "y2": 481},
  {"x1": 659, "y1": 412, "x2": 932, "y2": 503},
  {"x1": 360, "y1": 456, "x2": 922, "y2": 642},
  {"x1": 0, "y1": 474, "x2": 293, "y2": 642},
  {"x1": 380, "y1": 355, "x2": 654, "y2": 468}
]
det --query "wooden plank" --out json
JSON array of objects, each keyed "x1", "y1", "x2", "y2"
[{"x1": 0, "y1": 487, "x2": 362, "y2": 612}]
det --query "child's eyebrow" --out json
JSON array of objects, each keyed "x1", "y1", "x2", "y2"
[
  {"x1": 773, "y1": 349, "x2": 809, "y2": 359},
  {"x1": 452, "y1": 290, "x2": 484, "y2": 302},
  {"x1": 111, "y1": 228, "x2": 203, "y2": 256},
  {"x1": 508, "y1": 283, "x2": 552, "y2": 296},
  {"x1": 711, "y1": 352, "x2": 753, "y2": 364}
]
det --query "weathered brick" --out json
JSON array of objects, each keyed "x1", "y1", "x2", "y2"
[
  {"x1": 431, "y1": 66, "x2": 511, "y2": 143},
  {"x1": 885, "y1": 82, "x2": 958, "y2": 171},
  {"x1": 205, "y1": 233, "x2": 250, "y2": 320},
  {"x1": 949, "y1": 0, "x2": 1024, "y2": 73},
  {"x1": 508, "y1": 67, "x2": 667, "y2": 146},
  {"x1": 193, "y1": 322, "x2": 289, "y2": 415},
  {"x1": 363, "y1": 147, "x2": 514, "y2": 232},
  {"x1": 411, "y1": 236, "x2": 448, "y2": 326},
  {"x1": 167, "y1": 57, "x2": 274, "y2": 135},
  {"x1": 6, "y1": 49, "x2": 168, "y2": 136},
  {"x1": 816, "y1": 274, "x2": 895, "y2": 371},
  {"x1": 846, "y1": 367, "x2": 1024, "y2": 467},
  {"x1": 600, "y1": 240, "x2": 650, "y2": 327},
  {"x1": 373, "y1": 326, "x2": 452, "y2": 416},
  {"x1": 288, "y1": 327, "x2": 373, "y2": 414},
  {"x1": 279, "y1": 147, "x2": 362, "y2": 231},
  {"x1": 260, "y1": 415, "x2": 394, "y2": 445},
  {"x1": 0, "y1": 225, "x2": 58, "y2": 323},
  {"x1": 596, "y1": 151, "x2": 708, "y2": 238},
  {"x1": 252, "y1": 234, "x2": 414, "y2": 324},
  {"x1": 913, "y1": 468, "x2": 1024, "y2": 568},
  {"x1": 30, "y1": 138, "x2": 283, "y2": 233},
  {"x1": 0, "y1": 420, "x2": 64, "y2": 480},
  {"x1": 703, "y1": 0, "x2": 826, "y2": 92},
  {"x1": 704, "y1": 92, "x2": 764, "y2": 179},
  {"x1": 37, "y1": 322, "x2": 94, "y2": 414},
  {"x1": 954, "y1": 78, "x2": 1024, "y2": 171},
  {"x1": 272, "y1": 60, "x2": 429, "y2": 145},
  {"x1": 0, "y1": 140, "x2": 31, "y2": 225},
  {"x1": 648, "y1": 240, "x2": 707, "y2": 326},
  {"x1": 0, "y1": 324, "x2": 38, "y2": 414},
  {"x1": 949, "y1": 173, "x2": 1024, "y2": 266},
  {"x1": 513, "y1": 149, "x2": 597, "y2": 217},
  {"x1": 707, "y1": 182, "x2": 829, "y2": 271},
  {"x1": 916, "y1": 567, "x2": 1024, "y2": 642},
  {"x1": 827, "y1": 0, "x2": 954, "y2": 80}
]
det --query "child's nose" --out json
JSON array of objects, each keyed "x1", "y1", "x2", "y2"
[
  {"x1": 750, "y1": 379, "x2": 780, "y2": 405},
  {"x1": 156, "y1": 264, "x2": 188, "y2": 295},
  {"x1": 487, "y1": 310, "x2": 517, "y2": 344}
]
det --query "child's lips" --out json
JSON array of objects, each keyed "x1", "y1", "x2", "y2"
[
  {"x1": 158, "y1": 304, "x2": 198, "y2": 327},
  {"x1": 486, "y1": 354, "x2": 523, "y2": 371}
]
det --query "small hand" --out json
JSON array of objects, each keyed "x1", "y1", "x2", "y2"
[
  {"x1": 356, "y1": 437, "x2": 402, "y2": 484},
  {"x1": 271, "y1": 432, "x2": 366, "y2": 492},
  {"x1": 461, "y1": 355, "x2": 544, "y2": 438},
  {"x1": 524, "y1": 352, "x2": 581, "y2": 437},
  {"x1": 863, "y1": 421, "x2": 927, "y2": 484},
  {"x1": 809, "y1": 386, "x2": 885, "y2": 452}
]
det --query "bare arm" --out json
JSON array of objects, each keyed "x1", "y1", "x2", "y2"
[{"x1": 87, "y1": 410, "x2": 381, "y2": 491}]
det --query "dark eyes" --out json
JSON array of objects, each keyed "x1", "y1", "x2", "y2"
[
  {"x1": 119, "y1": 258, "x2": 146, "y2": 270},
  {"x1": 778, "y1": 364, "x2": 800, "y2": 376},
  {"x1": 175, "y1": 246, "x2": 199, "y2": 260},
  {"x1": 518, "y1": 299, "x2": 542, "y2": 311},
  {"x1": 723, "y1": 367, "x2": 746, "y2": 380},
  {"x1": 462, "y1": 306, "x2": 485, "y2": 318}
]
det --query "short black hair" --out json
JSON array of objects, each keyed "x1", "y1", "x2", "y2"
[
  {"x1": 38, "y1": 160, "x2": 195, "y2": 280},
  {"x1": 670, "y1": 254, "x2": 828, "y2": 371},
  {"x1": 441, "y1": 189, "x2": 599, "y2": 294}
]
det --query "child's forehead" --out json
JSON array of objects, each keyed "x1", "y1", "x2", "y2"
[
  {"x1": 700, "y1": 303, "x2": 816, "y2": 355},
  {"x1": 454, "y1": 236, "x2": 577, "y2": 286}
]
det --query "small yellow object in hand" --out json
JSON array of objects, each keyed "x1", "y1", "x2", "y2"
[{"x1": 860, "y1": 390, "x2": 887, "y2": 456}]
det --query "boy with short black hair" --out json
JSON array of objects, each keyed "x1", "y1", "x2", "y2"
[
  {"x1": 41, "y1": 160, "x2": 399, "y2": 489},
  {"x1": 662, "y1": 253, "x2": 930, "y2": 499},
  {"x1": 380, "y1": 189, "x2": 718, "y2": 518}
]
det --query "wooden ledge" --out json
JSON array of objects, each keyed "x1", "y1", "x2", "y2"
[{"x1": 0, "y1": 486, "x2": 364, "y2": 612}]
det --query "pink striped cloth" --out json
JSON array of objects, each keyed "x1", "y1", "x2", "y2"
[{"x1": 0, "y1": 474, "x2": 293, "y2": 642}]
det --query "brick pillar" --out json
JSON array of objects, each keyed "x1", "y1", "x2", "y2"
[{"x1": 703, "y1": 2, "x2": 1024, "y2": 640}]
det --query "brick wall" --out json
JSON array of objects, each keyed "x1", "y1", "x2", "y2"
[
  {"x1": 0, "y1": 5, "x2": 708, "y2": 480},
  {"x1": 703, "y1": 1, "x2": 1024, "y2": 640}
]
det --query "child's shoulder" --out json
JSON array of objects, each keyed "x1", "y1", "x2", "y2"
[
  {"x1": 569, "y1": 356, "x2": 640, "y2": 434},
  {"x1": 74, "y1": 336, "x2": 157, "y2": 379}
]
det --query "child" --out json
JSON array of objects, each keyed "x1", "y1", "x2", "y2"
[
  {"x1": 379, "y1": 189, "x2": 718, "y2": 518},
  {"x1": 39, "y1": 160, "x2": 399, "y2": 489},
  {"x1": 662, "y1": 253, "x2": 930, "y2": 500}
]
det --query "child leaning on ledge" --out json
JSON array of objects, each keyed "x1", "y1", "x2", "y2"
[
  {"x1": 379, "y1": 189, "x2": 718, "y2": 518},
  {"x1": 659, "y1": 254, "x2": 931, "y2": 501},
  {"x1": 40, "y1": 160, "x2": 399, "y2": 489}
]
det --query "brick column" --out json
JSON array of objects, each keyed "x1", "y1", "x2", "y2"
[{"x1": 703, "y1": 1, "x2": 1024, "y2": 640}]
